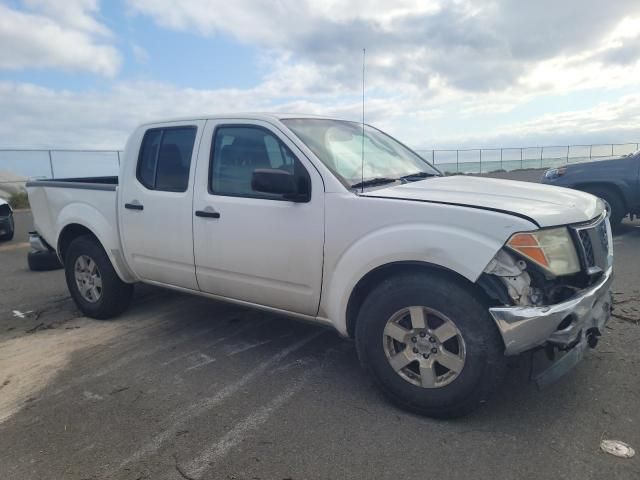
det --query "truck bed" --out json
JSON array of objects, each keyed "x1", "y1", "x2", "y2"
[{"x1": 26, "y1": 176, "x2": 120, "y2": 258}]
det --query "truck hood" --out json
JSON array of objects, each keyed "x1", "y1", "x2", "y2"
[{"x1": 363, "y1": 176, "x2": 604, "y2": 227}]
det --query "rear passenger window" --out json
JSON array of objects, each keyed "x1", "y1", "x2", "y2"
[{"x1": 136, "y1": 126, "x2": 196, "y2": 192}]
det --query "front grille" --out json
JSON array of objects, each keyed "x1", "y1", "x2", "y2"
[
  {"x1": 573, "y1": 214, "x2": 610, "y2": 273},
  {"x1": 578, "y1": 230, "x2": 595, "y2": 266},
  {"x1": 597, "y1": 219, "x2": 609, "y2": 253}
]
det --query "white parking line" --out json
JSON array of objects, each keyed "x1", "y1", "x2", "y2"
[
  {"x1": 184, "y1": 370, "x2": 314, "y2": 477},
  {"x1": 116, "y1": 329, "x2": 325, "y2": 473},
  {"x1": 161, "y1": 319, "x2": 264, "y2": 366},
  {"x1": 226, "y1": 338, "x2": 273, "y2": 356},
  {"x1": 185, "y1": 353, "x2": 216, "y2": 371},
  {"x1": 181, "y1": 344, "x2": 345, "y2": 479}
]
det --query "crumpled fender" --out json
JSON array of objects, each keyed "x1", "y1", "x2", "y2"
[{"x1": 321, "y1": 220, "x2": 534, "y2": 336}]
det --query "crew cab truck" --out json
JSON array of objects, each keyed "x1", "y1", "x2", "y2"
[
  {"x1": 27, "y1": 114, "x2": 614, "y2": 418},
  {"x1": 542, "y1": 152, "x2": 640, "y2": 229}
]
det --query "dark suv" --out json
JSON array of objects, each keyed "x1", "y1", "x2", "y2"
[
  {"x1": 0, "y1": 199, "x2": 14, "y2": 241},
  {"x1": 542, "y1": 153, "x2": 640, "y2": 229}
]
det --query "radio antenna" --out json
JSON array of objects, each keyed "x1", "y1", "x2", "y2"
[{"x1": 360, "y1": 48, "x2": 366, "y2": 193}]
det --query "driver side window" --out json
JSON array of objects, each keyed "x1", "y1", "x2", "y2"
[{"x1": 209, "y1": 126, "x2": 309, "y2": 199}]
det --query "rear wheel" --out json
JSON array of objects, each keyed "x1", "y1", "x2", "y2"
[
  {"x1": 355, "y1": 272, "x2": 506, "y2": 418},
  {"x1": 64, "y1": 235, "x2": 133, "y2": 319},
  {"x1": 581, "y1": 186, "x2": 625, "y2": 229},
  {"x1": 28, "y1": 250, "x2": 62, "y2": 271}
]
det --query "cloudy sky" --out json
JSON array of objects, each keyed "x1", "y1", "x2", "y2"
[{"x1": 1, "y1": 0, "x2": 640, "y2": 150}]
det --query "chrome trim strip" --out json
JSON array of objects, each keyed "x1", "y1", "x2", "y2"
[{"x1": 26, "y1": 179, "x2": 117, "y2": 191}]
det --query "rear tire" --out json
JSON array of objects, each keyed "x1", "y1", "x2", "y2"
[
  {"x1": 64, "y1": 235, "x2": 133, "y2": 319},
  {"x1": 28, "y1": 250, "x2": 62, "y2": 271},
  {"x1": 581, "y1": 186, "x2": 625, "y2": 229},
  {"x1": 355, "y1": 272, "x2": 506, "y2": 418}
]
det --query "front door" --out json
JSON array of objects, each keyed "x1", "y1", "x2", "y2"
[
  {"x1": 192, "y1": 119, "x2": 324, "y2": 315},
  {"x1": 119, "y1": 121, "x2": 204, "y2": 290}
]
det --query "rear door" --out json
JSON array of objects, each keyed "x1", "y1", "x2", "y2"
[
  {"x1": 192, "y1": 119, "x2": 325, "y2": 315},
  {"x1": 119, "y1": 121, "x2": 204, "y2": 289}
]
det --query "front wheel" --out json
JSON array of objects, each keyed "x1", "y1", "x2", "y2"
[
  {"x1": 64, "y1": 235, "x2": 133, "y2": 319},
  {"x1": 355, "y1": 272, "x2": 506, "y2": 418}
]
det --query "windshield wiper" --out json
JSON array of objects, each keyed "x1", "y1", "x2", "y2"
[
  {"x1": 399, "y1": 171, "x2": 438, "y2": 182},
  {"x1": 351, "y1": 177, "x2": 397, "y2": 189}
]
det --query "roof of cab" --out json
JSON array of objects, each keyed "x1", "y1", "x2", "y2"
[{"x1": 137, "y1": 112, "x2": 352, "y2": 127}]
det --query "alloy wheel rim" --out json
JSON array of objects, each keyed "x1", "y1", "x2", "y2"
[
  {"x1": 74, "y1": 255, "x2": 102, "y2": 303},
  {"x1": 382, "y1": 306, "x2": 466, "y2": 388}
]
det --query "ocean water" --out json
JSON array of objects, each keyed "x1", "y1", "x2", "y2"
[{"x1": 1, "y1": 143, "x2": 637, "y2": 183}]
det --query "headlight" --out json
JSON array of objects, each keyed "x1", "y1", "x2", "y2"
[
  {"x1": 544, "y1": 166, "x2": 567, "y2": 179},
  {"x1": 506, "y1": 227, "x2": 580, "y2": 276}
]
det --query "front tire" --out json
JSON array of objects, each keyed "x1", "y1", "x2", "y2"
[
  {"x1": 64, "y1": 235, "x2": 133, "y2": 319},
  {"x1": 355, "y1": 272, "x2": 506, "y2": 418}
]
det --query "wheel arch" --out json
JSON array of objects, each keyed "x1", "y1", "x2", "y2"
[
  {"x1": 572, "y1": 182, "x2": 628, "y2": 211},
  {"x1": 58, "y1": 223, "x2": 96, "y2": 260},
  {"x1": 56, "y1": 222, "x2": 136, "y2": 283},
  {"x1": 345, "y1": 261, "x2": 491, "y2": 339}
]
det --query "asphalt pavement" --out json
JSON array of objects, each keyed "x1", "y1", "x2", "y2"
[{"x1": 1, "y1": 208, "x2": 639, "y2": 480}]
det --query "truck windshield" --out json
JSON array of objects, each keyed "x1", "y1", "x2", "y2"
[{"x1": 281, "y1": 118, "x2": 440, "y2": 188}]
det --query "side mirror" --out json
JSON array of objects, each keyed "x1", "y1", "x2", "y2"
[{"x1": 251, "y1": 169, "x2": 309, "y2": 202}]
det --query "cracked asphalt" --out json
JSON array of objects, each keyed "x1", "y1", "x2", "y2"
[{"x1": 1, "y1": 209, "x2": 639, "y2": 480}]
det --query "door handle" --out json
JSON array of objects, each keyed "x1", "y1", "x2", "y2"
[
  {"x1": 125, "y1": 202, "x2": 144, "y2": 211},
  {"x1": 195, "y1": 210, "x2": 220, "y2": 219}
]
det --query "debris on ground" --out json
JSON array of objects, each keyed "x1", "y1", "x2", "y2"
[{"x1": 600, "y1": 439, "x2": 635, "y2": 458}]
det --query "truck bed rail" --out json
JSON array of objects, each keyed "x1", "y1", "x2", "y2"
[{"x1": 26, "y1": 176, "x2": 118, "y2": 191}]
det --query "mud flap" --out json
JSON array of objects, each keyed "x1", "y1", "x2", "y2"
[{"x1": 534, "y1": 333, "x2": 588, "y2": 388}]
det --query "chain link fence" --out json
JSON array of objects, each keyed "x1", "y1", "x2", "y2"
[
  {"x1": 414, "y1": 142, "x2": 639, "y2": 174},
  {"x1": 0, "y1": 149, "x2": 121, "y2": 198},
  {"x1": 1, "y1": 143, "x2": 639, "y2": 198}
]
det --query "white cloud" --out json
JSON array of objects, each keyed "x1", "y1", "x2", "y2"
[
  {"x1": 1, "y1": 79, "x2": 639, "y2": 151},
  {"x1": 2, "y1": 0, "x2": 640, "y2": 150},
  {"x1": 0, "y1": 2, "x2": 120, "y2": 76},
  {"x1": 127, "y1": 0, "x2": 640, "y2": 95},
  {"x1": 23, "y1": 0, "x2": 111, "y2": 35}
]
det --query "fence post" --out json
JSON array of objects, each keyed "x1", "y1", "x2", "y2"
[
  {"x1": 520, "y1": 148, "x2": 523, "y2": 169},
  {"x1": 566, "y1": 145, "x2": 569, "y2": 163},
  {"x1": 479, "y1": 149, "x2": 482, "y2": 174},
  {"x1": 500, "y1": 148, "x2": 503, "y2": 170},
  {"x1": 540, "y1": 147, "x2": 543, "y2": 168},
  {"x1": 432, "y1": 150, "x2": 435, "y2": 166},
  {"x1": 48, "y1": 150, "x2": 55, "y2": 179},
  {"x1": 589, "y1": 145, "x2": 593, "y2": 160},
  {"x1": 456, "y1": 150, "x2": 459, "y2": 173},
  {"x1": 611, "y1": 144, "x2": 614, "y2": 157}
]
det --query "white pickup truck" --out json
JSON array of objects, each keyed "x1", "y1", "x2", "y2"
[{"x1": 27, "y1": 114, "x2": 613, "y2": 417}]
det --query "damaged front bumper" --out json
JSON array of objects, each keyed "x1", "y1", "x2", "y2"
[{"x1": 489, "y1": 266, "x2": 613, "y2": 356}]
